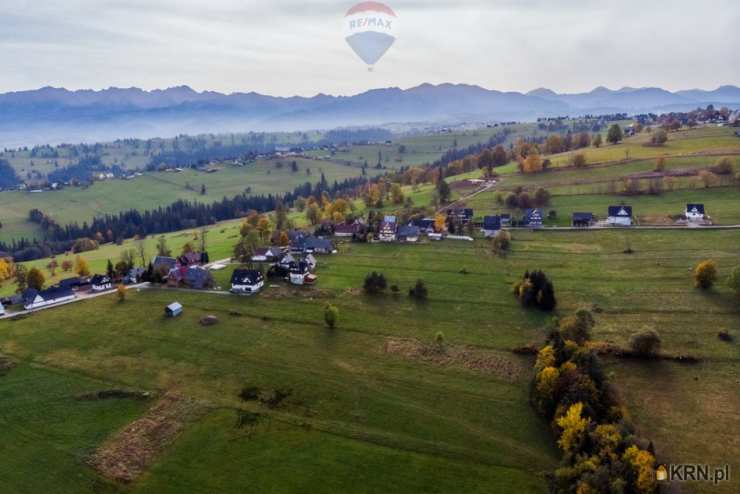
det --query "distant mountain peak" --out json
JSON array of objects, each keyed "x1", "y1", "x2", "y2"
[{"x1": 527, "y1": 88, "x2": 558, "y2": 98}]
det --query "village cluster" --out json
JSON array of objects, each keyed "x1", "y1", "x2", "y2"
[{"x1": 0, "y1": 199, "x2": 714, "y2": 318}]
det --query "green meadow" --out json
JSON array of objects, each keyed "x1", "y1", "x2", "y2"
[
  {"x1": 0, "y1": 230, "x2": 738, "y2": 493},
  {"x1": 0, "y1": 157, "x2": 374, "y2": 242}
]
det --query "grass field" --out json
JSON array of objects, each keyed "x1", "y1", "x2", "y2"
[
  {"x1": 0, "y1": 230, "x2": 738, "y2": 493},
  {"x1": 304, "y1": 125, "x2": 530, "y2": 169},
  {"x1": 0, "y1": 157, "x2": 375, "y2": 242}
]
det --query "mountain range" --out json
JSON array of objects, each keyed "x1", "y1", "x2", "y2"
[{"x1": 1, "y1": 84, "x2": 739, "y2": 148}]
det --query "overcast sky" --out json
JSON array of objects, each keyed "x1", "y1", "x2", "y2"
[{"x1": 1, "y1": 0, "x2": 738, "y2": 96}]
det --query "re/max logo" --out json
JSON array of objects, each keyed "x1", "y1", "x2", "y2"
[
  {"x1": 348, "y1": 17, "x2": 393, "y2": 30},
  {"x1": 663, "y1": 464, "x2": 731, "y2": 485}
]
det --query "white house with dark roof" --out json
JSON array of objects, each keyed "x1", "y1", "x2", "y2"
[
  {"x1": 230, "y1": 269, "x2": 265, "y2": 294},
  {"x1": 90, "y1": 274, "x2": 113, "y2": 292},
  {"x1": 685, "y1": 204, "x2": 706, "y2": 222},
  {"x1": 607, "y1": 206, "x2": 633, "y2": 226},
  {"x1": 22, "y1": 287, "x2": 76, "y2": 310},
  {"x1": 378, "y1": 215, "x2": 398, "y2": 242}
]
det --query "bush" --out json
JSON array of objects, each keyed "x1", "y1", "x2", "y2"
[
  {"x1": 72, "y1": 237, "x2": 99, "y2": 253},
  {"x1": 710, "y1": 157, "x2": 734, "y2": 175},
  {"x1": 728, "y1": 265, "x2": 740, "y2": 300},
  {"x1": 629, "y1": 330, "x2": 661, "y2": 357},
  {"x1": 650, "y1": 129, "x2": 668, "y2": 145},
  {"x1": 559, "y1": 309, "x2": 595, "y2": 344},
  {"x1": 572, "y1": 153, "x2": 587, "y2": 168},
  {"x1": 513, "y1": 270, "x2": 556, "y2": 311},
  {"x1": 27, "y1": 267, "x2": 45, "y2": 290},
  {"x1": 491, "y1": 230, "x2": 511, "y2": 256},
  {"x1": 693, "y1": 260, "x2": 718, "y2": 290},
  {"x1": 434, "y1": 331, "x2": 445, "y2": 350},
  {"x1": 324, "y1": 304, "x2": 338, "y2": 329},
  {"x1": 363, "y1": 272, "x2": 387, "y2": 295},
  {"x1": 408, "y1": 279, "x2": 428, "y2": 301}
]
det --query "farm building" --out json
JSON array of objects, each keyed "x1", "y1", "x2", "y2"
[
  {"x1": 685, "y1": 204, "x2": 706, "y2": 222},
  {"x1": 572, "y1": 212, "x2": 595, "y2": 227},
  {"x1": 230, "y1": 269, "x2": 265, "y2": 294},
  {"x1": 22, "y1": 287, "x2": 76, "y2": 310},
  {"x1": 90, "y1": 275, "x2": 113, "y2": 292},
  {"x1": 522, "y1": 209, "x2": 544, "y2": 228},
  {"x1": 165, "y1": 302, "x2": 183, "y2": 317},
  {"x1": 378, "y1": 216, "x2": 398, "y2": 242},
  {"x1": 482, "y1": 216, "x2": 501, "y2": 238},
  {"x1": 397, "y1": 225, "x2": 421, "y2": 243},
  {"x1": 607, "y1": 206, "x2": 633, "y2": 226}
]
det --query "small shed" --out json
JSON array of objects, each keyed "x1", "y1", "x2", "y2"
[{"x1": 165, "y1": 302, "x2": 183, "y2": 317}]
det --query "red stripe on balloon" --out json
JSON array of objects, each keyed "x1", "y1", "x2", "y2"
[{"x1": 345, "y1": 1, "x2": 397, "y2": 17}]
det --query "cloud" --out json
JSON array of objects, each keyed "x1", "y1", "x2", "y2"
[{"x1": 0, "y1": 0, "x2": 737, "y2": 95}]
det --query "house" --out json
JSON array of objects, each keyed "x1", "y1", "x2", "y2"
[
  {"x1": 251, "y1": 247, "x2": 284, "y2": 263},
  {"x1": 685, "y1": 203, "x2": 706, "y2": 222},
  {"x1": 22, "y1": 287, "x2": 75, "y2": 310},
  {"x1": 481, "y1": 216, "x2": 502, "y2": 238},
  {"x1": 185, "y1": 266, "x2": 212, "y2": 289},
  {"x1": 57, "y1": 277, "x2": 84, "y2": 290},
  {"x1": 572, "y1": 212, "x2": 594, "y2": 228},
  {"x1": 177, "y1": 251, "x2": 202, "y2": 266},
  {"x1": 523, "y1": 209, "x2": 544, "y2": 228},
  {"x1": 167, "y1": 265, "x2": 212, "y2": 289},
  {"x1": 292, "y1": 236, "x2": 336, "y2": 255},
  {"x1": 334, "y1": 222, "x2": 361, "y2": 238},
  {"x1": 90, "y1": 275, "x2": 113, "y2": 292},
  {"x1": 448, "y1": 208, "x2": 474, "y2": 224},
  {"x1": 230, "y1": 269, "x2": 265, "y2": 294},
  {"x1": 397, "y1": 225, "x2": 421, "y2": 243},
  {"x1": 125, "y1": 267, "x2": 145, "y2": 284},
  {"x1": 289, "y1": 261, "x2": 317, "y2": 286},
  {"x1": 279, "y1": 253, "x2": 297, "y2": 268},
  {"x1": 412, "y1": 217, "x2": 436, "y2": 233},
  {"x1": 165, "y1": 302, "x2": 183, "y2": 317},
  {"x1": 607, "y1": 206, "x2": 633, "y2": 226},
  {"x1": 378, "y1": 215, "x2": 398, "y2": 242},
  {"x1": 304, "y1": 254, "x2": 317, "y2": 272},
  {"x1": 153, "y1": 256, "x2": 177, "y2": 274}
]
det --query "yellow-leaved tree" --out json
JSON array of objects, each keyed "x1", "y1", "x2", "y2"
[
  {"x1": 623, "y1": 445, "x2": 657, "y2": 493},
  {"x1": 0, "y1": 258, "x2": 14, "y2": 282},
  {"x1": 75, "y1": 256, "x2": 91, "y2": 277},
  {"x1": 556, "y1": 402, "x2": 591, "y2": 453}
]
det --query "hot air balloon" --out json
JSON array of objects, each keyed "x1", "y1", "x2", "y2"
[{"x1": 344, "y1": 2, "x2": 397, "y2": 71}]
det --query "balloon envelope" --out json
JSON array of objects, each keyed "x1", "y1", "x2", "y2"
[{"x1": 344, "y1": 2, "x2": 397, "y2": 67}]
